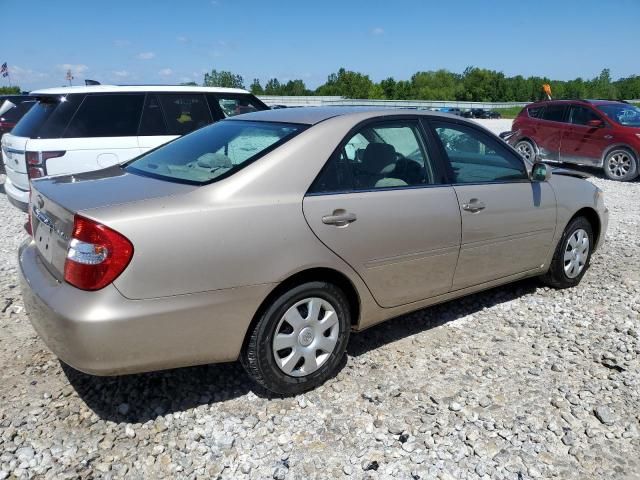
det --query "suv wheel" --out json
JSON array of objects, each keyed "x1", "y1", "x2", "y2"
[
  {"x1": 515, "y1": 140, "x2": 536, "y2": 162},
  {"x1": 603, "y1": 148, "x2": 638, "y2": 181},
  {"x1": 241, "y1": 281, "x2": 351, "y2": 395}
]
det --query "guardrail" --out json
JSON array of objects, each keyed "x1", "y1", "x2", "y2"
[{"x1": 258, "y1": 96, "x2": 531, "y2": 110}]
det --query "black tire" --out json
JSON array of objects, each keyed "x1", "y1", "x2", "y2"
[
  {"x1": 514, "y1": 139, "x2": 537, "y2": 163},
  {"x1": 241, "y1": 281, "x2": 351, "y2": 395},
  {"x1": 603, "y1": 148, "x2": 638, "y2": 181},
  {"x1": 541, "y1": 216, "x2": 593, "y2": 289}
]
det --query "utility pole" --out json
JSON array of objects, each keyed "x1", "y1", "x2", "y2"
[{"x1": 66, "y1": 69, "x2": 74, "y2": 86}]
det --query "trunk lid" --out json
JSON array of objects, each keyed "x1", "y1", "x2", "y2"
[
  {"x1": 2, "y1": 133, "x2": 30, "y2": 190},
  {"x1": 29, "y1": 166, "x2": 198, "y2": 282}
]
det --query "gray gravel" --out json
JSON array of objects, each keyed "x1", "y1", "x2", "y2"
[{"x1": 0, "y1": 172, "x2": 639, "y2": 479}]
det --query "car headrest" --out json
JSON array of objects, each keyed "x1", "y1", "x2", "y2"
[{"x1": 361, "y1": 143, "x2": 396, "y2": 174}]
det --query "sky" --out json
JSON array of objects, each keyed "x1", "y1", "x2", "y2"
[{"x1": 2, "y1": 0, "x2": 639, "y2": 92}]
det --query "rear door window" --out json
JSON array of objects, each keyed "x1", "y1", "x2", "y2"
[
  {"x1": 213, "y1": 94, "x2": 267, "y2": 118},
  {"x1": 64, "y1": 94, "x2": 144, "y2": 138},
  {"x1": 527, "y1": 106, "x2": 544, "y2": 118},
  {"x1": 310, "y1": 120, "x2": 436, "y2": 193},
  {"x1": 11, "y1": 94, "x2": 84, "y2": 138},
  {"x1": 540, "y1": 104, "x2": 568, "y2": 123},
  {"x1": 138, "y1": 94, "x2": 168, "y2": 136},
  {"x1": 158, "y1": 94, "x2": 212, "y2": 135}
]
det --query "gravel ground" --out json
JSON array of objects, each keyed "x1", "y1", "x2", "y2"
[{"x1": 0, "y1": 172, "x2": 638, "y2": 480}]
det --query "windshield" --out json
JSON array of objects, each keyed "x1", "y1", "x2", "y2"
[
  {"x1": 125, "y1": 120, "x2": 306, "y2": 185},
  {"x1": 596, "y1": 104, "x2": 640, "y2": 127}
]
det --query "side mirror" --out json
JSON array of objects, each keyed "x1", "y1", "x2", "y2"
[
  {"x1": 531, "y1": 162, "x2": 552, "y2": 182},
  {"x1": 587, "y1": 119, "x2": 604, "y2": 128}
]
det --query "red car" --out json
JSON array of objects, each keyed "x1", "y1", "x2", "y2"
[{"x1": 509, "y1": 99, "x2": 640, "y2": 181}]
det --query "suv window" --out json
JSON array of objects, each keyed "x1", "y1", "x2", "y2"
[
  {"x1": 158, "y1": 94, "x2": 212, "y2": 135},
  {"x1": 310, "y1": 121, "x2": 434, "y2": 193},
  {"x1": 569, "y1": 106, "x2": 602, "y2": 126},
  {"x1": 540, "y1": 104, "x2": 567, "y2": 122},
  {"x1": 0, "y1": 100, "x2": 35, "y2": 122},
  {"x1": 11, "y1": 94, "x2": 84, "y2": 138},
  {"x1": 214, "y1": 94, "x2": 266, "y2": 118},
  {"x1": 64, "y1": 94, "x2": 144, "y2": 138},
  {"x1": 432, "y1": 122, "x2": 528, "y2": 183},
  {"x1": 139, "y1": 94, "x2": 168, "y2": 136},
  {"x1": 527, "y1": 106, "x2": 544, "y2": 118}
]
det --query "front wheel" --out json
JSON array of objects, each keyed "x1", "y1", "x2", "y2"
[
  {"x1": 241, "y1": 282, "x2": 351, "y2": 395},
  {"x1": 603, "y1": 148, "x2": 638, "y2": 181},
  {"x1": 540, "y1": 216, "x2": 593, "y2": 289}
]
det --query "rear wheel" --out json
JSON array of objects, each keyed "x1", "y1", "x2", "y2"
[
  {"x1": 541, "y1": 216, "x2": 593, "y2": 289},
  {"x1": 241, "y1": 281, "x2": 350, "y2": 395},
  {"x1": 603, "y1": 148, "x2": 638, "y2": 181},
  {"x1": 515, "y1": 140, "x2": 536, "y2": 163}
]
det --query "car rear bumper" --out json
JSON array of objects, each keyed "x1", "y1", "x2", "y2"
[
  {"x1": 4, "y1": 176, "x2": 28, "y2": 212},
  {"x1": 19, "y1": 239, "x2": 274, "y2": 376}
]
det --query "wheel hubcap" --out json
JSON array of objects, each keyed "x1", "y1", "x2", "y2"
[
  {"x1": 516, "y1": 142, "x2": 533, "y2": 160},
  {"x1": 607, "y1": 151, "x2": 631, "y2": 178},
  {"x1": 563, "y1": 228, "x2": 589, "y2": 279},
  {"x1": 272, "y1": 297, "x2": 340, "y2": 377}
]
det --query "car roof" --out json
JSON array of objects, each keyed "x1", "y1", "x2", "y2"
[
  {"x1": 227, "y1": 106, "x2": 465, "y2": 125},
  {"x1": 29, "y1": 85, "x2": 250, "y2": 95},
  {"x1": 528, "y1": 99, "x2": 628, "y2": 107}
]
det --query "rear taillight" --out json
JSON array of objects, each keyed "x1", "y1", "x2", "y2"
[
  {"x1": 26, "y1": 151, "x2": 65, "y2": 180},
  {"x1": 64, "y1": 215, "x2": 134, "y2": 291}
]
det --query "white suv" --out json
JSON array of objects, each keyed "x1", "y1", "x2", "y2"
[{"x1": 1, "y1": 85, "x2": 268, "y2": 211}]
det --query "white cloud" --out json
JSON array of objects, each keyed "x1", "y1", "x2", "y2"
[
  {"x1": 7, "y1": 65, "x2": 50, "y2": 82},
  {"x1": 371, "y1": 27, "x2": 384, "y2": 36},
  {"x1": 158, "y1": 68, "x2": 173, "y2": 77},
  {"x1": 114, "y1": 39, "x2": 131, "y2": 48},
  {"x1": 57, "y1": 63, "x2": 89, "y2": 74},
  {"x1": 137, "y1": 52, "x2": 155, "y2": 60},
  {"x1": 112, "y1": 70, "x2": 130, "y2": 78}
]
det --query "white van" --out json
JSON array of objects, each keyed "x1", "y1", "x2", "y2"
[{"x1": 1, "y1": 85, "x2": 268, "y2": 211}]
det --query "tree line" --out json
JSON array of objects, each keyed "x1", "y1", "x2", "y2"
[{"x1": 202, "y1": 67, "x2": 640, "y2": 102}]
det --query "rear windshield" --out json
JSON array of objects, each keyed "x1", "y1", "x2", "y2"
[
  {"x1": 0, "y1": 100, "x2": 35, "y2": 122},
  {"x1": 125, "y1": 120, "x2": 306, "y2": 185},
  {"x1": 11, "y1": 94, "x2": 83, "y2": 138}
]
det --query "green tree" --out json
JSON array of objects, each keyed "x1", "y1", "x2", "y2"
[
  {"x1": 250, "y1": 78, "x2": 264, "y2": 95},
  {"x1": 0, "y1": 86, "x2": 20, "y2": 94},
  {"x1": 264, "y1": 78, "x2": 282, "y2": 95},
  {"x1": 282, "y1": 79, "x2": 309, "y2": 96},
  {"x1": 203, "y1": 69, "x2": 244, "y2": 89},
  {"x1": 315, "y1": 68, "x2": 376, "y2": 98},
  {"x1": 380, "y1": 77, "x2": 397, "y2": 99},
  {"x1": 180, "y1": 81, "x2": 198, "y2": 86},
  {"x1": 411, "y1": 69, "x2": 460, "y2": 100}
]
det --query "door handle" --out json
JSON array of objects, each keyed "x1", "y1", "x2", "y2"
[
  {"x1": 322, "y1": 209, "x2": 357, "y2": 227},
  {"x1": 461, "y1": 199, "x2": 486, "y2": 213}
]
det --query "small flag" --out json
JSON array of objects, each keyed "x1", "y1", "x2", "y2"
[{"x1": 0, "y1": 62, "x2": 8, "y2": 78}]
